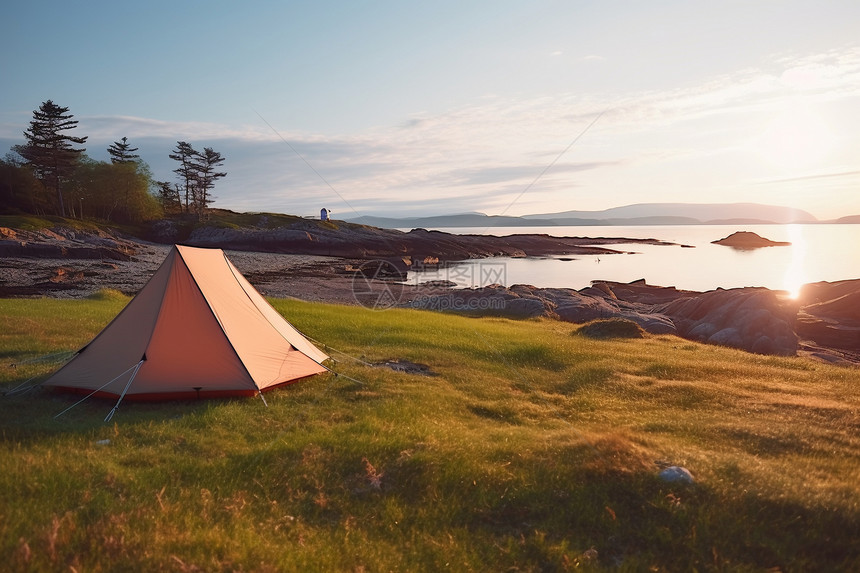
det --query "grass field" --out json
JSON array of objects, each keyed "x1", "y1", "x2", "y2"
[{"x1": 1, "y1": 293, "x2": 859, "y2": 571}]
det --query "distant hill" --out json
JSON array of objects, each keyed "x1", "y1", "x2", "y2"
[
  {"x1": 345, "y1": 203, "x2": 820, "y2": 229},
  {"x1": 523, "y1": 203, "x2": 818, "y2": 225},
  {"x1": 346, "y1": 213, "x2": 569, "y2": 229}
]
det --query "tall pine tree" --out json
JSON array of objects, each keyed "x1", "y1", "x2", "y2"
[
  {"x1": 107, "y1": 137, "x2": 140, "y2": 164},
  {"x1": 191, "y1": 147, "x2": 226, "y2": 220},
  {"x1": 168, "y1": 141, "x2": 198, "y2": 213},
  {"x1": 14, "y1": 100, "x2": 87, "y2": 217}
]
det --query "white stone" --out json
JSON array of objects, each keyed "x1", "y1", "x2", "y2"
[{"x1": 658, "y1": 466, "x2": 694, "y2": 484}]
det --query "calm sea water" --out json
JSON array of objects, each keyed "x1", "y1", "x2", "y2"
[{"x1": 405, "y1": 224, "x2": 860, "y2": 295}]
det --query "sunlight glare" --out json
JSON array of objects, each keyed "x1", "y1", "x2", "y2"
[
  {"x1": 753, "y1": 100, "x2": 835, "y2": 170},
  {"x1": 783, "y1": 224, "x2": 808, "y2": 299}
]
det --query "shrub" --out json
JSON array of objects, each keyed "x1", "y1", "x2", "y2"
[{"x1": 575, "y1": 318, "x2": 645, "y2": 339}]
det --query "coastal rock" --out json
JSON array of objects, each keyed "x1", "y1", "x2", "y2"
[
  {"x1": 619, "y1": 311, "x2": 677, "y2": 335},
  {"x1": 553, "y1": 294, "x2": 620, "y2": 323},
  {"x1": 499, "y1": 297, "x2": 547, "y2": 318},
  {"x1": 147, "y1": 219, "x2": 181, "y2": 243},
  {"x1": 170, "y1": 218, "x2": 677, "y2": 261},
  {"x1": 799, "y1": 279, "x2": 860, "y2": 306},
  {"x1": 0, "y1": 228, "x2": 134, "y2": 261},
  {"x1": 712, "y1": 231, "x2": 791, "y2": 250},
  {"x1": 513, "y1": 285, "x2": 619, "y2": 323},
  {"x1": 796, "y1": 313, "x2": 860, "y2": 351},
  {"x1": 801, "y1": 288, "x2": 860, "y2": 322},
  {"x1": 407, "y1": 279, "x2": 856, "y2": 360},
  {"x1": 659, "y1": 288, "x2": 798, "y2": 355},
  {"x1": 406, "y1": 281, "x2": 682, "y2": 336},
  {"x1": 796, "y1": 279, "x2": 860, "y2": 352},
  {"x1": 585, "y1": 279, "x2": 692, "y2": 305}
]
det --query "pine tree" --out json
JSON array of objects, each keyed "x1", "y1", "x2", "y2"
[
  {"x1": 168, "y1": 141, "x2": 198, "y2": 213},
  {"x1": 14, "y1": 100, "x2": 87, "y2": 217},
  {"x1": 107, "y1": 137, "x2": 140, "y2": 164},
  {"x1": 191, "y1": 147, "x2": 226, "y2": 221},
  {"x1": 155, "y1": 180, "x2": 182, "y2": 214}
]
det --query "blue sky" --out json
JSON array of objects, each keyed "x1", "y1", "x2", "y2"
[{"x1": 2, "y1": 1, "x2": 860, "y2": 219}]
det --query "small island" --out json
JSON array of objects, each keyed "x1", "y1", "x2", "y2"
[{"x1": 711, "y1": 231, "x2": 791, "y2": 250}]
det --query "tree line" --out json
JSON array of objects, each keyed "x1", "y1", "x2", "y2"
[{"x1": 0, "y1": 100, "x2": 226, "y2": 223}]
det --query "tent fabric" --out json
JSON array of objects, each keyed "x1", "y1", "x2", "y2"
[{"x1": 44, "y1": 245, "x2": 328, "y2": 400}]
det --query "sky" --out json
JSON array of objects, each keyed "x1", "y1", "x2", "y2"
[{"x1": 2, "y1": 0, "x2": 860, "y2": 220}]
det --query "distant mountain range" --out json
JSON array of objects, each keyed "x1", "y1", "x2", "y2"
[{"x1": 345, "y1": 203, "x2": 834, "y2": 229}]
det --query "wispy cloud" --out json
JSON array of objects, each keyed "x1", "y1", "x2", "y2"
[
  {"x1": 754, "y1": 169, "x2": 860, "y2": 185},
  {"x1": 78, "y1": 115, "x2": 279, "y2": 143},
  {"x1": 4, "y1": 46, "x2": 859, "y2": 218}
]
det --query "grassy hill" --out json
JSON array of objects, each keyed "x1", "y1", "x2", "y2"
[
  {"x1": 1, "y1": 295, "x2": 859, "y2": 571},
  {"x1": 0, "y1": 209, "x2": 367, "y2": 240}
]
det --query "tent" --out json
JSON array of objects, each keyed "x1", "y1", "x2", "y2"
[{"x1": 44, "y1": 244, "x2": 329, "y2": 402}]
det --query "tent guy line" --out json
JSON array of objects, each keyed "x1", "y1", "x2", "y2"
[
  {"x1": 254, "y1": 109, "x2": 363, "y2": 219},
  {"x1": 495, "y1": 109, "x2": 606, "y2": 219},
  {"x1": 104, "y1": 358, "x2": 146, "y2": 422},
  {"x1": 53, "y1": 361, "x2": 143, "y2": 420}
]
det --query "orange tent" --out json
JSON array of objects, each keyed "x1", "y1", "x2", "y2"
[{"x1": 45, "y1": 245, "x2": 328, "y2": 402}]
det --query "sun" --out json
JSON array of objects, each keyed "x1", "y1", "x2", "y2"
[{"x1": 751, "y1": 100, "x2": 835, "y2": 170}]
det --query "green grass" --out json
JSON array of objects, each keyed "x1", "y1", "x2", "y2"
[
  {"x1": 205, "y1": 209, "x2": 306, "y2": 229},
  {"x1": 1, "y1": 294, "x2": 859, "y2": 571},
  {"x1": 0, "y1": 214, "x2": 111, "y2": 232}
]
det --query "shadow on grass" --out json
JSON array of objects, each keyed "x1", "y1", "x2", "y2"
[{"x1": 0, "y1": 386, "x2": 224, "y2": 444}]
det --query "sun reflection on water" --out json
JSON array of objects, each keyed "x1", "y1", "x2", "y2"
[{"x1": 783, "y1": 224, "x2": 808, "y2": 298}]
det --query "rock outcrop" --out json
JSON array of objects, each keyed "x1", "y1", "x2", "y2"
[
  {"x1": 712, "y1": 231, "x2": 791, "y2": 250},
  {"x1": 177, "y1": 221, "x2": 676, "y2": 262},
  {"x1": 407, "y1": 279, "x2": 857, "y2": 359},
  {"x1": 0, "y1": 227, "x2": 136, "y2": 260},
  {"x1": 658, "y1": 287, "x2": 798, "y2": 355},
  {"x1": 795, "y1": 280, "x2": 860, "y2": 353}
]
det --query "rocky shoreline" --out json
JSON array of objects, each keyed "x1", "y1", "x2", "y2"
[
  {"x1": 150, "y1": 217, "x2": 684, "y2": 260},
  {"x1": 405, "y1": 279, "x2": 860, "y2": 365},
  {"x1": 1, "y1": 224, "x2": 858, "y2": 365}
]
